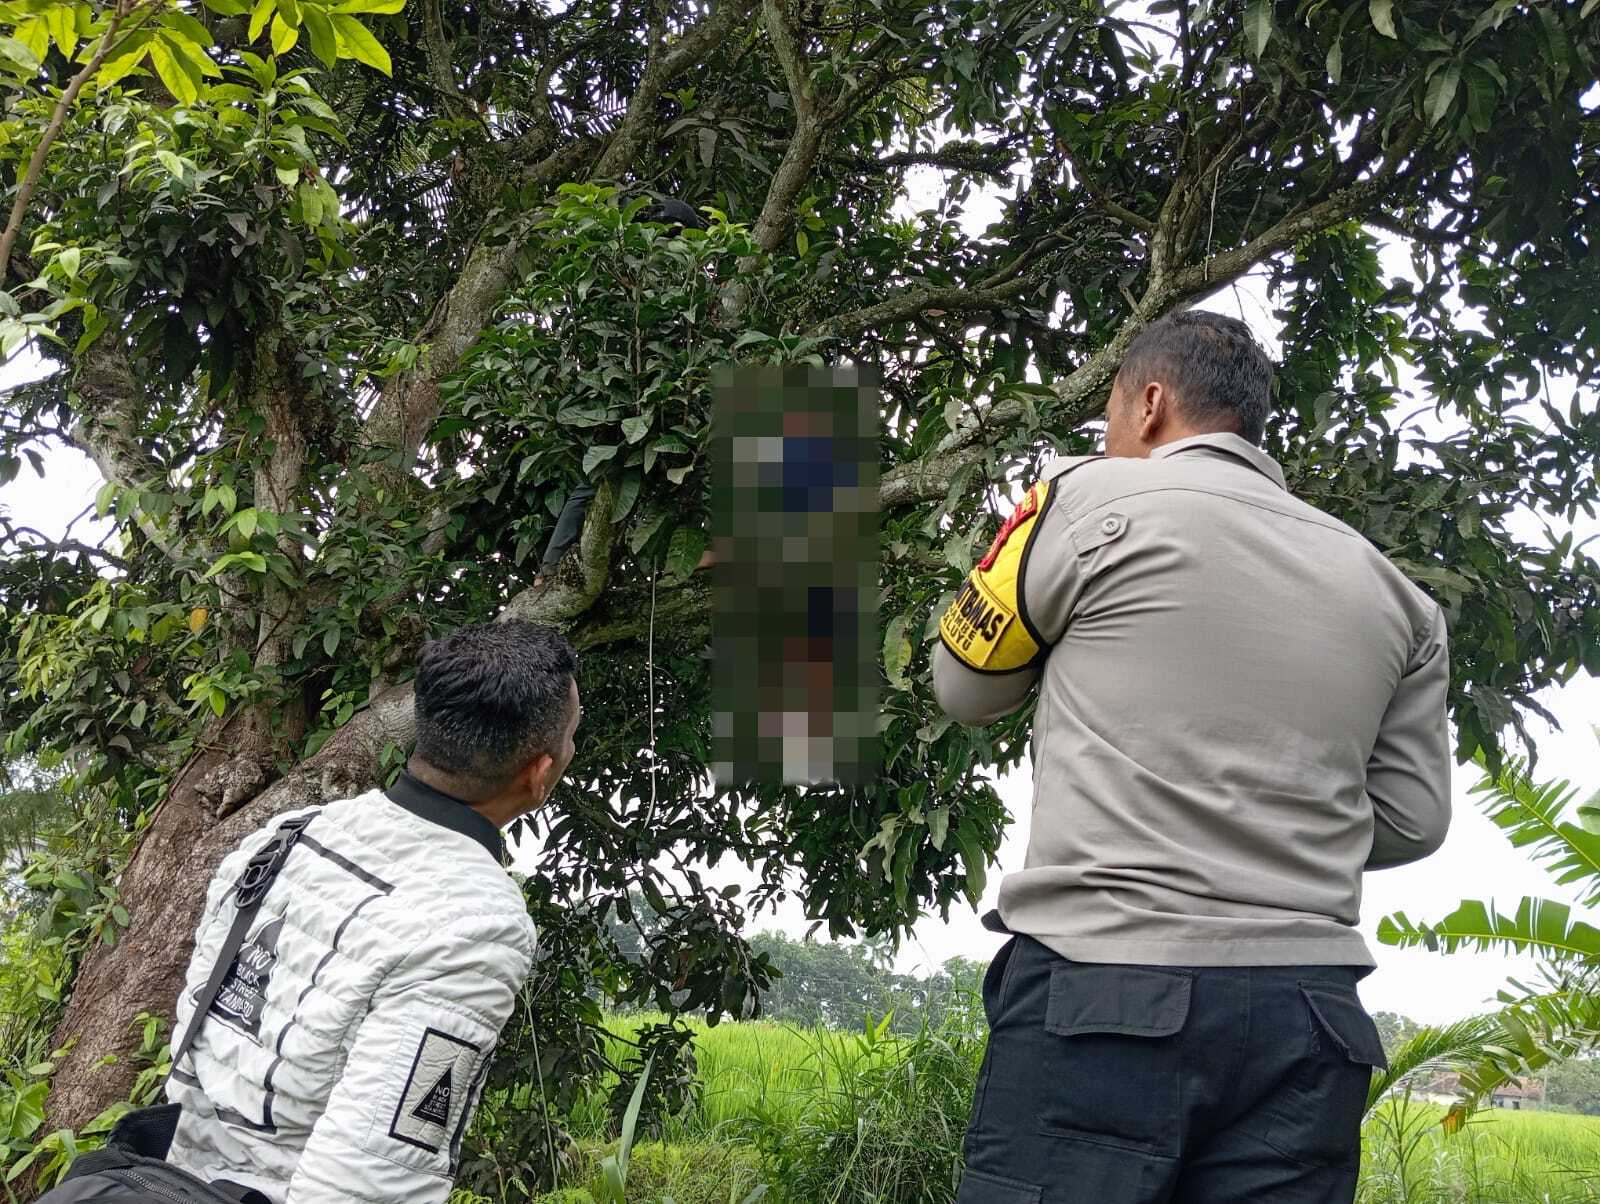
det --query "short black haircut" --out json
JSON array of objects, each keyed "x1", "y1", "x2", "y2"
[
  {"x1": 1115, "y1": 310, "x2": 1274, "y2": 444},
  {"x1": 412, "y1": 621, "x2": 578, "y2": 792}
]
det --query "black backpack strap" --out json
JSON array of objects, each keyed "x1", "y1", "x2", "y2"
[{"x1": 168, "y1": 813, "x2": 316, "y2": 1080}]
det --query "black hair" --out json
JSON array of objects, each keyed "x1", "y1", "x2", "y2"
[
  {"x1": 1115, "y1": 310, "x2": 1274, "y2": 444},
  {"x1": 412, "y1": 621, "x2": 578, "y2": 791}
]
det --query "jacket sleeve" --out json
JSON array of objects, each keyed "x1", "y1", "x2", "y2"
[
  {"x1": 931, "y1": 477, "x2": 1065, "y2": 726},
  {"x1": 284, "y1": 912, "x2": 533, "y2": 1204},
  {"x1": 1365, "y1": 604, "x2": 1453, "y2": 869}
]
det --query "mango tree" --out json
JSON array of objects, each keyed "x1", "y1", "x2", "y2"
[{"x1": 0, "y1": 0, "x2": 1596, "y2": 1155}]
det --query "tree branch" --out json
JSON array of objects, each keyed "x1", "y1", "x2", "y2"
[
  {"x1": 1058, "y1": 141, "x2": 1155, "y2": 235},
  {"x1": 360, "y1": 139, "x2": 596, "y2": 476},
  {"x1": 749, "y1": 0, "x2": 823, "y2": 254},
  {"x1": 1173, "y1": 120, "x2": 1427, "y2": 296},
  {"x1": 592, "y1": 0, "x2": 757, "y2": 182},
  {"x1": 0, "y1": 520, "x2": 130, "y2": 569},
  {"x1": 819, "y1": 142, "x2": 1018, "y2": 179},
  {"x1": 877, "y1": 122, "x2": 1433, "y2": 513},
  {"x1": 810, "y1": 275, "x2": 1037, "y2": 342},
  {"x1": 421, "y1": 0, "x2": 477, "y2": 123},
  {"x1": 68, "y1": 332, "x2": 187, "y2": 562},
  {"x1": 0, "y1": 0, "x2": 149, "y2": 284},
  {"x1": 500, "y1": 478, "x2": 620, "y2": 625}
]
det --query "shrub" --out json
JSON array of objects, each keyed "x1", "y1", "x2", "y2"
[{"x1": 745, "y1": 1012, "x2": 983, "y2": 1204}]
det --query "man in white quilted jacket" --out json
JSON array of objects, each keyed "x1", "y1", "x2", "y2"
[{"x1": 165, "y1": 620, "x2": 581, "y2": 1202}]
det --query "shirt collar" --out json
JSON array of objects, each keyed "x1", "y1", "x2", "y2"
[
  {"x1": 384, "y1": 770, "x2": 506, "y2": 864},
  {"x1": 1149, "y1": 432, "x2": 1288, "y2": 491}
]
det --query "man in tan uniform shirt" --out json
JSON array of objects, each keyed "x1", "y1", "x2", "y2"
[{"x1": 935, "y1": 311, "x2": 1451, "y2": 1204}]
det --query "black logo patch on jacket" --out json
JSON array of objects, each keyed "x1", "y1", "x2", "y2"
[
  {"x1": 207, "y1": 915, "x2": 282, "y2": 1041},
  {"x1": 411, "y1": 1066, "x2": 452, "y2": 1126},
  {"x1": 390, "y1": 1028, "x2": 479, "y2": 1153}
]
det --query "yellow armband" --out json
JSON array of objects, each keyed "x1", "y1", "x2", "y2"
[{"x1": 938, "y1": 480, "x2": 1053, "y2": 672}]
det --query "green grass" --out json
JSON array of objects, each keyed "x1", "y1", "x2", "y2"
[
  {"x1": 1360, "y1": 1100, "x2": 1600, "y2": 1203},
  {"x1": 562, "y1": 1013, "x2": 906, "y2": 1143},
  {"x1": 451, "y1": 1015, "x2": 1600, "y2": 1204}
]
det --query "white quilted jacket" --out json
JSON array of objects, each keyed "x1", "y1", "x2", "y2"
[{"x1": 165, "y1": 774, "x2": 536, "y2": 1203}]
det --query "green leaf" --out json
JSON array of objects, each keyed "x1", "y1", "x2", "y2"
[
  {"x1": 235, "y1": 507, "x2": 259, "y2": 539},
  {"x1": 270, "y1": 12, "x2": 299, "y2": 55},
  {"x1": 1379, "y1": 897, "x2": 1600, "y2": 962},
  {"x1": 0, "y1": 35, "x2": 43, "y2": 74},
  {"x1": 883, "y1": 614, "x2": 912, "y2": 689},
  {"x1": 161, "y1": 10, "x2": 216, "y2": 48},
  {"x1": 1325, "y1": 36, "x2": 1342, "y2": 84},
  {"x1": 148, "y1": 35, "x2": 200, "y2": 105},
  {"x1": 331, "y1": 0, "x2": 407, "y2": 11},
  {"x1": 952, "y1": 827, "x2": 987, "y2": 906},
  {"x1": 209, "y1": 687, "x2": 227, "y2": 717},
  {"x1": 57, "y1": 247, "x2": 81, "y2": 280},
  {"x1": 299, "y1": 180, "x2": 323, "y2": 225},
  {"x1": 45, "y1": 3, "x2": 78, "y2": 59},
  {"x1": 1424, "y1": 62, "x2": 1460, "y2": 126},
  {"x1": 96, "y1": 33, "x2": 152, "y2": 86},
  {"x1": 163, "y1": 30, "x2": 222, "y2": 78},
  {"x1": 248, "y1": 0, "x2": 275, "y2": 41},
  {"x1": 202, "y1": 0, "x2": 251, "y2": 14},
  {"x1": 1471, "y1": 760, "x2": 1600, "y2": 907},
  {"x1": 663, "y1": 525, "x2": 708, "y2": 583},
  {"x1": 156, "y1": 149, "x2": 188, "y2": 179},
  {"x1": 300, "y1": 4, "x2": 337, "y2": 65},
  {"x1": 1244, "y1": 0, "x2": 1273, "y2": 58},
  {"x1": 1369, "y1": 0, "x2": 1396, "y2": 38},
  {"x1": 621, "y1": 414, "x2": 651, "y2": 444},
  {"x1": 582, "y1": 444, "x2": 619, "y2": 475},
  {"x1": 330, "y1": 13, "x2": 390, "y2": 74},
  {"x1": 323, "y1": 627, "x2": 340, "y2": 656},
  {"x1": 275, "y1": 163, "x2": 301, "y2": 187}
]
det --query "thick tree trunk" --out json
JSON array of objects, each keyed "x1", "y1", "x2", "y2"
[{"x1": 43, "y1": 684, "x2": 418, "y2": 1131}]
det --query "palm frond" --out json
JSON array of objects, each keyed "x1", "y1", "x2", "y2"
[
  {"x1": 1451, "y1": 985, "x2": 1600, "y2": 1115},
  {"x1": 1364, "y1": 1014, "x2": 1499, "y2": 1114},
  {"x1": 1471, "y1": 754, "x2": 1600, "y2": 906},
  {"x1": 1378, "y1": 896, "x2": 1600, "y2": 963}
]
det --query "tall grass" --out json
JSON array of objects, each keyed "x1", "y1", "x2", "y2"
[
  {"x1": 1360, "y1": 1099, "x2": 1600, "y2": 1203},
  {"x1": 456, "y1": 1011, "x2": 1600, "y2": 1204}
]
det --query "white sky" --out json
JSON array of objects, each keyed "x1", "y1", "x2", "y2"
[{"x1": 4, "y1": 138, "x2": 1597, "y2": 1028}]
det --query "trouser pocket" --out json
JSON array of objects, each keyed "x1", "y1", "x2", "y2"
[
  {"x1": 1266, "y1": 980, "x2": 1388, "y2": 1167},
  {"x1": 982, "y1": 937, "x2": 1020, "y2": 1030},
  {"x1": 1035, "y1": 963, "x2": 1192, "y2": 1157},
  {"x1": 956, "y1": 1169, "x2": 1043, "y2": 1203}
]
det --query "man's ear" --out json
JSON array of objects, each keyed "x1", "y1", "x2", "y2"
[
  {"x1": 520, "y1": 752, "x2": 556, "y2": 802},
  {"x1": 1140, "y1": 382, "x2": 1169, "y2": 441}
]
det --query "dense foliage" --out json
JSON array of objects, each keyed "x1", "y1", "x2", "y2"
[{"x1": 0, "y1": 0, "x2": 1596, "y2": 1180}]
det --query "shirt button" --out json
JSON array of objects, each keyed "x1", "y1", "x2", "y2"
[{"x1": 1101, "y1": 516, "x2": 1122, "y2": 534}]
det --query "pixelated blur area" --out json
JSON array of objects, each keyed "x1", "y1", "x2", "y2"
[{"x1": 710, "y1": 363, "x2": 881, "y2": 788}]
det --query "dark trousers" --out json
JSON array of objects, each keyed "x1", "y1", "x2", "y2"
[{"x1": 958, "y1": 936, "x2": 1387, "y2": 1204}]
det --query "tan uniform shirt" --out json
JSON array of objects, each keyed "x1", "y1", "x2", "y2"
[{"x1": 933, "y1": 433, "x2": 1451, "y2": 967}]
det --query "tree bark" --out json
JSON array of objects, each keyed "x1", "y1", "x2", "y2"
[
  {"x1": 42, "y1": 486, "x2": 622, "y2": 1128},
  {"x1": 44, "y1": 681, "x2": 416, "y2": 1130}
]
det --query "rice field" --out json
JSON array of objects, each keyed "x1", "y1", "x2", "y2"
[
  {"x1": 454, "y1": 1016, "x2": 1600, "y2": 1204},
  {"x1": 1360, "y1": 1100, "x2": 1600, "y2": 1203}
]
